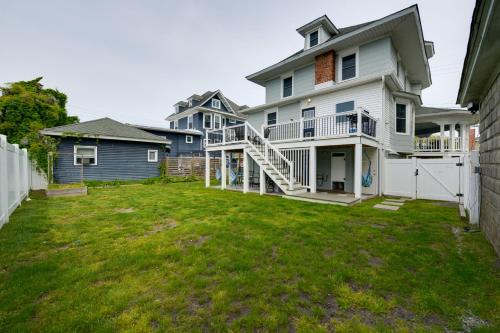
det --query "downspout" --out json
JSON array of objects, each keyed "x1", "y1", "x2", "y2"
[{"x1": 379, "y1": 75, "x2": 386, "y2": 196}]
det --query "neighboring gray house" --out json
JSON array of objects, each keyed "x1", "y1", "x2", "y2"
[
  {"x1": 457, "y1": 0, "x2": 500, "y2": 255},
  {"x1": 165, "y1": 90, "x2": 248, "y2": 152},
  {"x1": 41, "y1": 118, "x2": 170, "y2": 183},
  {"x1": 130, "y1": 124, "x2": 204, "y2": 157}
]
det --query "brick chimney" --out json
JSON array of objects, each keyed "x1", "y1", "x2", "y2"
[{"x1": 315, "y1": 51, "x2": 335, "y2": 85}]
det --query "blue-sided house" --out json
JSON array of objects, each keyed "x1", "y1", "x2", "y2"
[
  {"x1": 41, "y1": 118, "x2": 170, "y2": 183},
  {"x1": 129, "y1": 124, "x2": 204, "y2": 157},
  {"x1": 165, "y1": 90, "x2": 248, "y2": 151}
]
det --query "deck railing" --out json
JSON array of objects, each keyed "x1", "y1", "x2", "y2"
[
  {"x1": 263, "y1": 108, "x2": 377, "y2": 143},
  {"x1": 414, "y1": 136, "x2": 463, "y2": 152}
]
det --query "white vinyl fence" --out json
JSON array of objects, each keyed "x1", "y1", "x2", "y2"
[
  {"x1": 464, "y1": 151, "x2": 480, "y2": 224},
  {"x1": 0, "y1": 134, "x2": 30, "y2": 228}
]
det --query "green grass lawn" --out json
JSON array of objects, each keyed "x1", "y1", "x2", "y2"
[{"x1": 0, "y1": 182, "x2": 498, "y2": 332}]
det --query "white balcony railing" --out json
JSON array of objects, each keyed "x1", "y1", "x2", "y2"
[
  {"x1": 205, "y1": 109, "x2": 378, "y2": 147},
  {"x1": 264, "y1": 109, "x2": 377, "y2": 143},
  {"x1": 414, "y1": 136, "x2": 463, "y2": 152}
]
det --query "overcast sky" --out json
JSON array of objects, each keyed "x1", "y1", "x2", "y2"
[{"x1": 0, "y1": 0, "x2": 475, "y2": 126}]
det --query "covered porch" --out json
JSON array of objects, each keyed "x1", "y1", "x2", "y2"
[{"x1": 413, "y1": 107, "x2": 477, "y2": 155}]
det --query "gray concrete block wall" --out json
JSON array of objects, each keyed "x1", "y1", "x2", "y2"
[{"x1": 479, "y1": 73, "x2": 500, "y2": 255}]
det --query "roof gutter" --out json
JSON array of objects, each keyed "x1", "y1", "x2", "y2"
[
  {"x1": 457, "y1": 0, "x2": 496, "y2": 105},
  {"x1": 40, "y1": 131, "x2": 170, "y2": 145},
  {"x1": 241, "y1": 73, "x2": 386, "y2": 114}
]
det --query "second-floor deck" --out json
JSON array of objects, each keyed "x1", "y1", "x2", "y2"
[{"x1": 206, "y1": 108, "x2": 378, "y2": 147}]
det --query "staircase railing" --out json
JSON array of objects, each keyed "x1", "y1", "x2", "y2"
[{"x1": 245, "y1": 123, "x2": 295, "y2": 190}]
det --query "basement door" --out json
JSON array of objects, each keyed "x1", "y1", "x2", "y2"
[
  {"x1": 331, "y1": 153, "x2": 346, "y2": 190},
  {"x1": 416, "y1": 157, "x2": 463, "y2": 203}
]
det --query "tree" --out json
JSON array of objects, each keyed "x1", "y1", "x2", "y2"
[{"x1": 0, "y1": 77, "x2": 79, "y2": 173}]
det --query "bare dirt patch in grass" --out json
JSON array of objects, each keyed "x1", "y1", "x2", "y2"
[{"x1": 115, "y1": 208, "x2": 135, "y2": 213}]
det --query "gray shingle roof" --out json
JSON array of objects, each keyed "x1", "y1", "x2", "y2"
[
  {"x1": 170, "y1": 90, "x2": 247, "y2": 118},
  {"x1": 42, "y1": 118, "x2": 169, "y2": 143}
]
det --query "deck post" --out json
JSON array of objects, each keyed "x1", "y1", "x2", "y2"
[
  {"x1": 205, "y1": 151, "x2": 210, "y2": 188},
  {"x1": 299, "y1": 118, "x2": 304, "y2": 140},
  {"x1": 354, "y1": 143, "x2": 362, "y2": 199},
  {"x1": 357, "y1": 108, "x2": 362, "y2": 136},
  {"x1": 309, "y1": 145, "x2": 317, "y2": 193},
  {"x1": 440, "y1": 123, "x2": 445, "y2": 152},
  {"x1": 243, "y1": 149, "x2": 249, "y2": 193},
  {"x1": 221, "y1": 150, "x2": 226, "y2": 190},
  {"x1": 462, "y1": 124, "x2": 468, "y2": 152},
  {"x1": 450, "y1": 123, "x2": 456, "y2": 151},
  {"x1": 259, "y1": 167, "x2": 265, "y2": 195}
]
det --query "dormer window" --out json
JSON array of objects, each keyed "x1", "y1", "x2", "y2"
[
  {"x1": 211, "y1": 99, "x2": 221, "y2": 109},
  {"x1": 309, "y1": 30, "x2": 319, "y2": 47}
]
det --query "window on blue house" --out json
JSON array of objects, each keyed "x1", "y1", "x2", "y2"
[
  {"x1": 211, "y1": 99, "x2": 221, "y2": 109},
  {"x1": 74, "y1": 146, "x2": 97, "y2": 165}
]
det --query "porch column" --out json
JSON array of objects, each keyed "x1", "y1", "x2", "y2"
[
  {"x1": 243, "y1": 149, "x2": 249, "y2": 193},
  {"x1": 259, "y1": 167, "x2": 265, "y2": 195},
  {"x1": 354, "y1": 143, "x2": 362, "y2": 199},
  {"x1": 450, "y1": 123, "x2": 456, "y2": 151},
  {"x1": 440, "y1": 123, "x2": 445, "y2": 153},
  {"x1": 205, "y1": 151, "x2": 210, "y2": 188},
  {"x1": 221, "y1": 150, "x2": 226, "y2": 190},
  {"x1": 309, "y1": 146, "x2": 317, "y2": 193},
  {"x1": 461, "y1": 124, "x2": 467, "y2": 152}
]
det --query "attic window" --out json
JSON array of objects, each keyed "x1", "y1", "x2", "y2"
[
  {"x1": 211, "y1": 99, "x2": 221, "y2": 109},
  {"x1": 309, "y1": 30, "x2": 319, "y2": 47}
]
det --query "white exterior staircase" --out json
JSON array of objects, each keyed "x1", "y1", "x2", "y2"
[{"x1": 244, "y1": 123, "x2": 307, "y2": 195}]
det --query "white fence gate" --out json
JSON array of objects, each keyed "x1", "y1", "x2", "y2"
[
  {"x1": 0, "y1": 134, "x2": 30, "y2": 228},
  {"x1": 384, "y1": 157, "x2": 465, "y2": 203}
]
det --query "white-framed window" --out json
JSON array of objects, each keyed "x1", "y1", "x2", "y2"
[
  {"x1": 228, "y1": 118, "x2": 236, "y2": 124},
  {"x1": 187, "y1": 115, "x2": 193, "y2": 129},
  {"x1": 341, "y1": 53, "x2": 357, "y2": 81},
  {"x1": 203, "y1": 113, "x2": 212, "y2": 129},
  {"x1": 282, "y1": 76, "x2": 293, "y2": 98},
  {"x1": 266, "y1": 111, "x2": 277, "y2": 126},
  {"x1": 214, "y1": 114, "x2": 222, "y2": 129},
  {"x1": 308, "y1": 30, "x2": 319, "y2": 48},
  {"x1": 74, "y1": 145, "x2": 97, "y2": 165},
  {"x1": 173, "y1": 120, "x2": 179, "y2": 129},
  {"x1": 148, "y1": 149, "x2": 158, "y2": 162},
  {"x1": 395, "y1": 103, "x2": 409, "y2": 135},
  {"x1": 211, "y1": 99, "x2": 221, "y2": 109},
  {"x1": 186, "y1": 135, "x2": 193, "y2": 144}
]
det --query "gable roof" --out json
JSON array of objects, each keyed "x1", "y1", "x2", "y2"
[
  {"x1": 296, "y1": 15, "x2": 339, "y2": 36},
  {"x1": 246, "y1": 5, "x2": 431, "y2": 88},
  {"x1": 41, "y1": 118, "x2": 169, "y2": 144},
  {"x1": 166, "y1": 90, "x2": 248, "y2": 121}
]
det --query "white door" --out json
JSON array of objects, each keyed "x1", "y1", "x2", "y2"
[
  {"x1": 416, "y1": 158, "x2": 463, "y2": 202},
  {"x1": 331, "y1": 153, "x2": 346, "y2": 182}
]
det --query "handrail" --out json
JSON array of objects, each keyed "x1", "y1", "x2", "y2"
[{"x1": 245, "y1": 122, "x2": 295, "y2": 189}]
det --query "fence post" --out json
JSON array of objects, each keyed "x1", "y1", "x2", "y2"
[
  {"x1": 0, "y1": 135, "x2": 8, "y2": 226},
  {"x1": 22, "y1": 148, "x2": 29, "y2": 198},
  {"x1": 13, "y1": 144, "x2": 21, "y2": 207}
]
